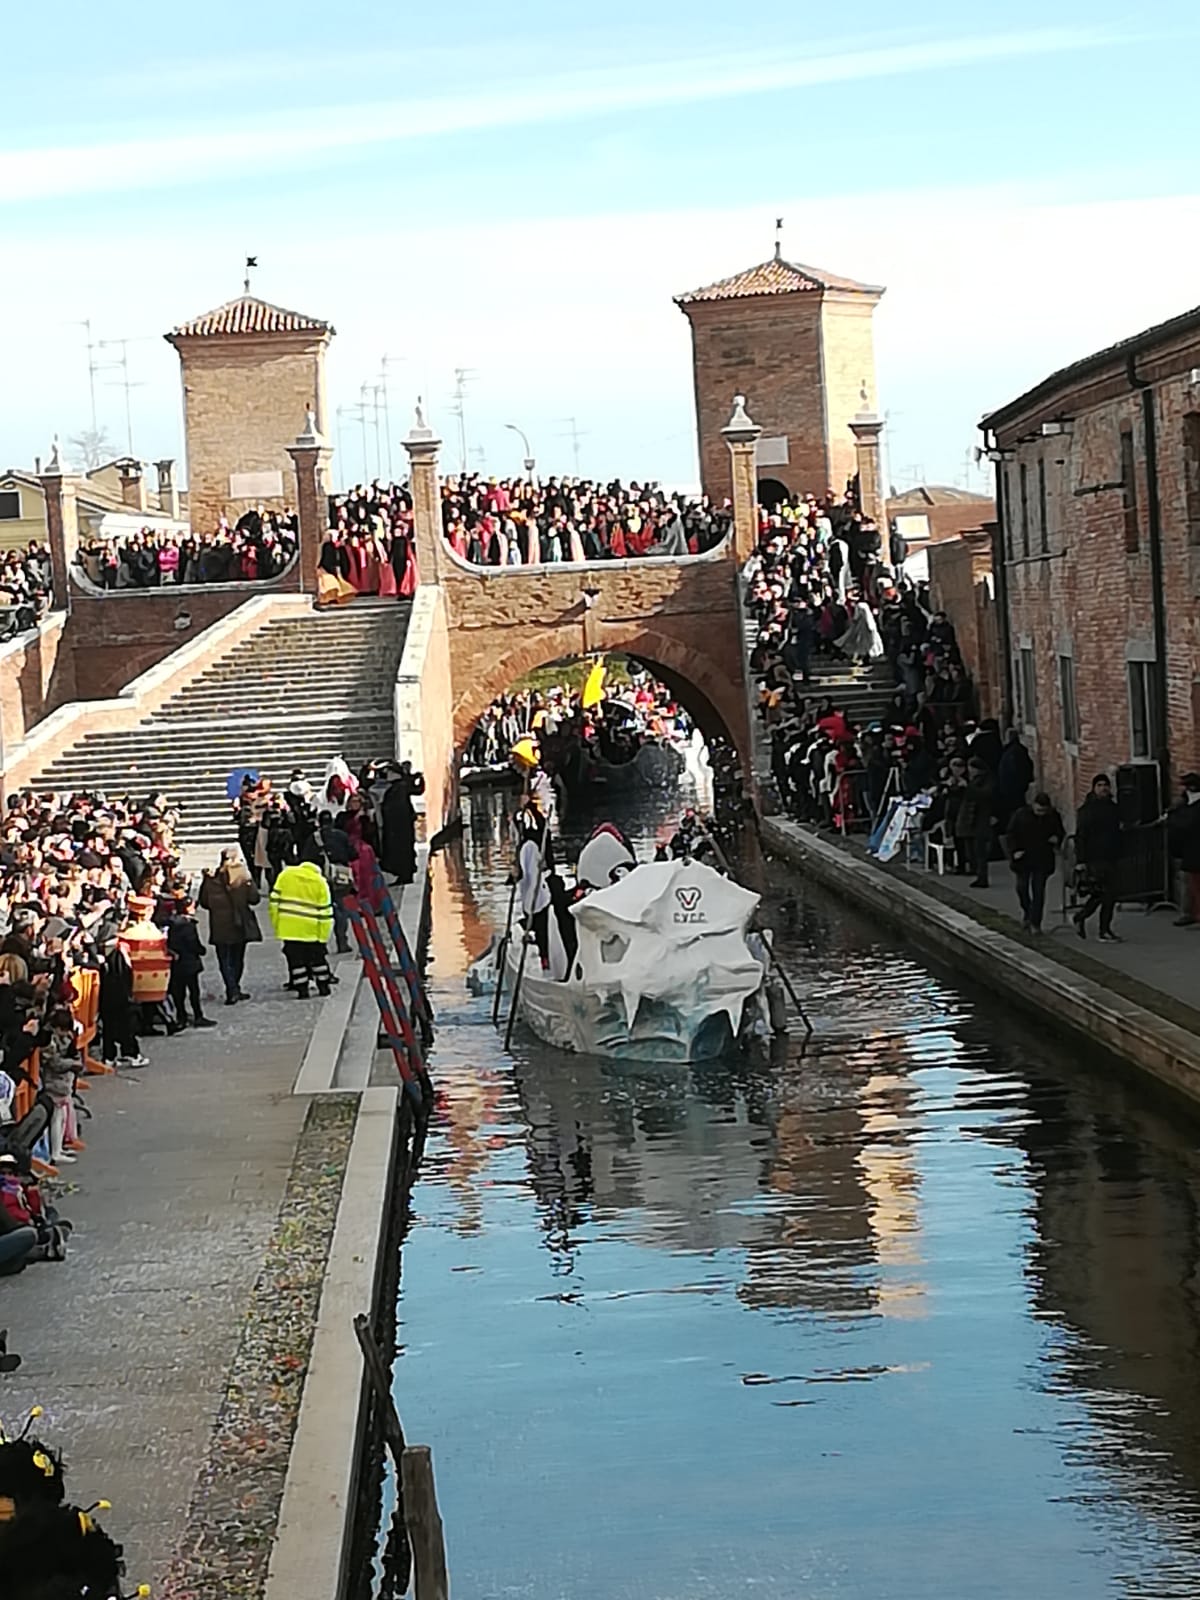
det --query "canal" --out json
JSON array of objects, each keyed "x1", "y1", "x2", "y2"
[{"x1": 388, "y1": 788, "x2": 1200, "y2": 1599}]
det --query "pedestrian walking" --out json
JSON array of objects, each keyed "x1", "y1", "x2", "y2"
[
  {"x1": 1073, "y1": 774, "x2": 1123, "y2": 941},
  {"x1": 1166, "y1": 772, "x2": 1200, "y2": 927},
  {"x1": 199, "y1": 847, "x2": 263, "y2": 1005},
  {"x1": 1006, "y1": 792, "x2": 1065, "y2": 934}
]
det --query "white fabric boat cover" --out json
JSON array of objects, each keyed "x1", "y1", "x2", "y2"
[{"x1": 571, "y1": 860, "x2": 763, "y2": 1034}]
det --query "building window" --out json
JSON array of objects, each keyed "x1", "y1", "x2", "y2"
[
  {"x1": 1184, "y1": 413, "x2": 1200, "y2": 547},
  {"x1": 1001, "y1": 464, "x2": 1014, "y2": 560},
  {"x1": 1037, "y1": 458, "x2": 1049, "y2": 555},
  {"x1": 1058, "y1": 653, "x2": 1079, "y2": 745},
  {"x1": 1128, "y1": 659, "x2": 1160, "y2": 760},
  {"x1": 1120, "y1": 426, "x2": 1139, "y2": 553},
  {"x1": 1018, "y1": 645, "x2": 1037, "y2": 727},
  {"x1": 0, "y1": 490, "x2": 20, "y2": 521},
  {"x1": 1019, "y1": 462, "x2": 1030, "y2": 558}
]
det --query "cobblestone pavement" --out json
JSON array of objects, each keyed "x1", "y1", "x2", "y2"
[{"x1": 0, "y1": 941, "x2": 344, "y2": 1593}]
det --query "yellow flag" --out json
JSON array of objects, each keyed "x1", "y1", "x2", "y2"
[{"x1": 581, "y1": 661, "x2": 606, "y2": 709}]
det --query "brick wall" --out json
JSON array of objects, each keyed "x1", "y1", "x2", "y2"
[
  {"x1": 821, "y1": 296, "x2": 881, "y2": 495},
  {"x1": 681, "y1": 289, "x2": 882, "y2": 504},
  {"x1": 66, "y1": 585, "x2": 271, "y2": 699},
  {"x1": 174, "y1": 333, "x2": 329, "y2": 532},
  {"x1": 443, "y1": 551, "x2": 751, "y2": 769},
  {"x1": 928, "y1": 530, "x2": 1002, "y2": 718},
  {"x1": 683, "y1": 297, "x2": 827, "y2": 499},
  {"x1": 991, "y1": 326, "x2": 1200, "y2": 820},
  {"x1": 0, "y1": 615, "x2": 73, "y2": 761}
]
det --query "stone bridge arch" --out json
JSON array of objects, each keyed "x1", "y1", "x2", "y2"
[{"x1": 443, "y1": 552, "x2": 751, "y2": 773}]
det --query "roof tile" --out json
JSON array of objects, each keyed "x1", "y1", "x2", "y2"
[
  {"x1": 169, "y1": 295, "x2": 332, "y2": 339},
  {"x1": 675, "y1": 255, "x2": 883, "y2": 306}
]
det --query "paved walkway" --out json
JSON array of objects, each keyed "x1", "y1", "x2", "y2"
[
  {"x1": 933, "y1": 859, "x2": 1199, "y2": 1018},
  {"x1": 0, "y1": 941, "x2": 340, "y2": 1591},
  {"x1": 773, "y1": 817, "x2": 1200, "y2": 1036}
]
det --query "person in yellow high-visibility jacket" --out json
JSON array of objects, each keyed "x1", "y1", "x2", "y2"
[{"x1": 269, "y1": 842, "x2": 335, "y2": 998}]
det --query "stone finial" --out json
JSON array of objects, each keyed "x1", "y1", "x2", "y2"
[
  {"x1": 44, "y1": 436, "x2": 63, "y2": 476},
  {"x1": 721, "y1": 394, "x2": 762, "y2": 446},
  {"x1": 403, "y1": 395, "x2": 442, "y2": 455},
  {"x1": 294, "y1": 406, "x2": 323, "y2": 448}
]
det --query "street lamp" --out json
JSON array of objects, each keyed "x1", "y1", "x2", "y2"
[{"x1": 505, "y1": 422, "x2": 536, "y2": 479}]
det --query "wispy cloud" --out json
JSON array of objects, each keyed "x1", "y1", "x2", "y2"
[{"x1": 3, "y1": 26, "x2": 1125, "y2": 204}]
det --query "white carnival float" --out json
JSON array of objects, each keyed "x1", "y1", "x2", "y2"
[{"x1": 470, "y1": 825, "x2": 771, "y2": 1063}]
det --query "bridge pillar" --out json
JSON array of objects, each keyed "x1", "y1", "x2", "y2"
[
  {"x1": 287, "y1": 411, "x2": 333, "y2": 594},
  {"x1": 402, "y1": 407, "x2": 443, "y2": 584},
  {"x1": 721, "y1": 395, "x2": 762, "y2": 564},
  {"x1": 41, "y1": 440, "x2": 78, "y2": 612},
  {"x1": 849, "y1": 393, "x2": 886, "y2": 532}
]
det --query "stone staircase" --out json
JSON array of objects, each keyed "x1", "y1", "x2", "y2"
[{"x1": 29, "y1": 600, "x2": 411, "y2": 845}]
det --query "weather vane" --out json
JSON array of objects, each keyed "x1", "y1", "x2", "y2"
[{"x1": 243, "y1": 255, "x2": 258, "y2": 295}]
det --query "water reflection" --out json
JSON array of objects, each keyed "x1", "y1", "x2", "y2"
[{"x1": 391, "y1": 793, "x2": 1200, "y2": 1599}]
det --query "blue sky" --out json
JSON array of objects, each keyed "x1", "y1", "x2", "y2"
[{"x1": 3, "y1": 1, "x2": 1197, "y2": 492}]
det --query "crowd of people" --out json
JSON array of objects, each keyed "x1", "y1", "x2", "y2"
[
  {"x1": 75, "y1": 506, "x2": 299, "y2": 590},
  {"x1": 317, "y1": 482, "x2": 419, "y2": 605},
  {"x1": 0, "y1": 1405, "x2": 136, "y2": 1599},
  {"x1": 464, "y1": 670, "x2": 696, "y2": 775},
  {"x1": 0, "y1": 543, "x2": 52, "y2": 641},
  {"x1": 441, "y1": 473, "x2": 731, "y2": 566}
]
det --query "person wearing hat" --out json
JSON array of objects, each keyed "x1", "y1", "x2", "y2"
[
  {"x1": 510, "y1": 736, "x2": 556, "y2": 824},
  {"x1": 1167, "y1": 772, "x2": 1200, "y2": 927},
  {"x1": 269, "y1": 839, "x2": 335, "y2": 999}
]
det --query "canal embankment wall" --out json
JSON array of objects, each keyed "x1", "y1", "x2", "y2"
[
  {"x1": 764, "y1": 818, "x2": 1200, "y2": 1105},
  {"x1": 264, "y1": 849, "x2": 433, "y2": 1600}
]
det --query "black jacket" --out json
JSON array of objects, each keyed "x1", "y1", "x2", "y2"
[
  {"x1": 1167, "y1": 798, "x2": 1200, "y2": 873},
  {"x1": 167, "y1": 914, "x2": 206, "y2": 978},
  {"x1": 1006, "y1": 805, "x2": 1065, "y2": 876},
  {"x1": 1075, "y1": 794, "x2": 1122, "y2": 865}
]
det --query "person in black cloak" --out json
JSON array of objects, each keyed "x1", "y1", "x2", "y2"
[{"x1": 380, "y1": 762, "x2": 426, "y2": 886}]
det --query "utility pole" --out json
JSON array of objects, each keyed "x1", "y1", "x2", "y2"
[
  {"x1": 97, "y1": 337, "x2": 143, "y2": 457},
  {"x1": 360, "y1": 382, "x2": 382, "y2": 481},
  {"x1": 69, "y1": 319, "x2": 100, "y2": 435},
  {"x1": 559, "y1": 416, "x2": 588, "y2": 476},
  {"x1": 450, "y1": 368, "x2": 477, "y2": 474},
  {"x1": 381, "y1": 354, "x2": 404, "y2": 480}
]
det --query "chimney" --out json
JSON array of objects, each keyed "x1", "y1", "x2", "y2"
[
  {"x1": 117, "y1": 458, "x2": 148, "y2": 514},
  {"x1": 155, "y1": 458, "x2": 180, "y2": 520}
]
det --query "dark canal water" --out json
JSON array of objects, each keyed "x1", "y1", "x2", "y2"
[{"x1": 390, "y1": 789, "x2": 1200, "y2": 1599}]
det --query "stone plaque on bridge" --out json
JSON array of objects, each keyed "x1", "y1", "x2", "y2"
[
  {"x1": 756, "y1": 436, "x2": 789, "y2": 468},
  {"x1": 229, "y1": 470, "x2": 285, "y2": 500}
]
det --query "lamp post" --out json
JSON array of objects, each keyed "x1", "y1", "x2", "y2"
[{"x1": 505, "y1": 423, "x2": 536, "y2": 479}]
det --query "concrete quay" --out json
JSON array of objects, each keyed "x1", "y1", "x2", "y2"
[
  {"x1": 763, "y1": 818, "x2": 1200, "y2": 1105},
  {"x1": 0, "y1": 862, "x2": 431, "y2": 1598}
]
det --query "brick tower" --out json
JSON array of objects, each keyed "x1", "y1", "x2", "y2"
[
  {"x1": 676, "y1": 246, "x2": 884, "y2": 503},
  {"x1": 165, "y1": 294, "x2": 334, "y2": 533}
]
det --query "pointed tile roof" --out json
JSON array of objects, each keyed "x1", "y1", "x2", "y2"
[
  {"x1": 675, "y1": 254, "x2": 883, "y2": 306},
  {"x1": 168, "y1": 294, "x2": 333, "y2": 340}
]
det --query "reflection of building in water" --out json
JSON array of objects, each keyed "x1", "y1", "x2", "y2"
[
  {"x1": 1019, "y1": 1072, "x2": 1200, "y2": 1510},
  {"x1": 438, "y1": 1073, "x2": 506, "y2": 1237},
  {"x1": 855, "y1": 1067, "x2": 927, "y2": 1319}
]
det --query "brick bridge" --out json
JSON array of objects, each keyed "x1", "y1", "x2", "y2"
[{"x1": 3, "y1": 401, "x2": 764, "y2": 840}]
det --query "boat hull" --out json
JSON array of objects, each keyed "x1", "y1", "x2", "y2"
[{"x1": 496, "y1": 937, "x2": 740, "y2": 1064}]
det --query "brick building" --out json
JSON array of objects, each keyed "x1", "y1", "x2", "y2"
[
  {"x1": 675, "y1": 248, "x2": 884, "y2": 503},
  {"x1": 981, "y1": 305, "x2": 1200, "y2": 822},
  {"x1": 927, "y1": 528, "x2": 1002, "y2": 718},
  {"x1": 165, "y1": 294, "x2": 333, "y2": 534}
]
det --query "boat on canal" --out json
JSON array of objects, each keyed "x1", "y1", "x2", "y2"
[{"x1": 471, "y1": 826, "x2": 768, "y2": 1063}]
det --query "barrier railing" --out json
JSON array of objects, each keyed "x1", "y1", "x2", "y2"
[{"x1": 343, "y1": 876, "x2": 434, "y2": 1108}]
